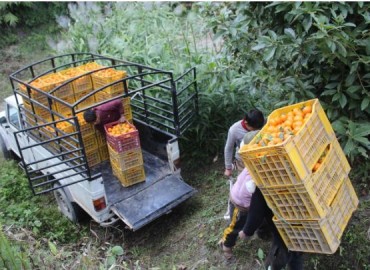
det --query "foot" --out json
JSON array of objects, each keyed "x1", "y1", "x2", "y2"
[{"x1": 218, "y1": 240, "x2": 233, "y2": 260}]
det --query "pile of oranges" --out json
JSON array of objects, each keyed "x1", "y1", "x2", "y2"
[
  {"x1": 242, "y1": 104, "x2": 313, "y2": 150},
  {"x1": 107, "y1": 122, "x2": 135, "y2": 137}
]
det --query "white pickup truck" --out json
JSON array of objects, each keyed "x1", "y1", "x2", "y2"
[{"x1": 0, "y1": 53, "x2": 198, "y2": 230}]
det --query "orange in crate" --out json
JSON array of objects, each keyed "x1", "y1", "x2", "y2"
[
  {"x1": 239, "y1": 99, "x2": 336, "y2": 187},
  {"x1": 104, "y1": 120, "x2": 140, "y2": 152},
  {"x1": 59, "y1": 67, "x2": 93, "y2": 94},
  {"x1": 91, "y1": 68, "x2": 127, "y2": 95}
]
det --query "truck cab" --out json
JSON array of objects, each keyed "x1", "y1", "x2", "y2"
[{"x1": 0, "y1": 53, "x2": 198, "y2": 230}]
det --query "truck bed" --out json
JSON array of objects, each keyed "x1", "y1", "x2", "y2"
[
  {"x1": 93, "y1": 149, "x2": 195, "y2": 230},
  {"x1": 95, "y1": 149, "x2": 172, "y2": 205}
]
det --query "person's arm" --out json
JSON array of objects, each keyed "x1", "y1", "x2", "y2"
[
  {"x1": 109, "y1": 99, "x2": 125, "y2": 121},
  {"x1": 224, "y1": 125, "x2": 236, "y2": 176}
]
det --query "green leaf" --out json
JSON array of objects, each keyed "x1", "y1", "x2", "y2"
[
  {"x1": 344, "y1": 139, "x2": 355, "y2": 155},
  {"x1": 111, "y1": 246, "x2": 124, "y2": 256},
  {"x1": 263, "y1": 47, "x2": 276, "y2": 62},
  {"x1": 284, "y1": 28, "x2": 296, "y2": 39},
  {"x1": 339, "y1": 94, "x2": 347, "y2": 108},
  {"x1": 336, "y1": 42, "x2": 347, "y2": 57},
  {"x1": 361, "y1": 98, "x2": 370, "y2": 111},
  {"x1": 48, "y1": 241, "x2": 58, "y2": 256},
  {"x1": 303, "y1": 15, "x2": 312, "y2": 32},
  {"x1": 321, "y1": 89, "x2": 337, "y2": 96},
  {"x1": 257, "y1": 248, "x2": 265, "y2": 260},
  {"x1": 325, "y1": 82, "x2": 338, "y2": 89},
  {"x1": 252, "y1": 43, "x2": 267, "y2": 51},
  {"x1": 352, "y1": 136, "x2": 370, "y2": 147}
]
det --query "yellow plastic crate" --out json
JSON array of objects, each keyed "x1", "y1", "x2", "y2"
[
  {"x1": 94, "y1": 91, "x2": 121, "y2": 103},
  {"x1": 91, "y1": 68, "x2": 126, "y2": 95},
  {"x1": 99, "y1": 145, "x2": 109, "y2": 161},
  {"x1": 112, "y1": 162, "x2": 146, "y2": 187},
  {"x1": 76, "y1": 113, "x2": 95, "y2": 137},
  {"x1": 95, "y1": 130, "x2": 107, "y2": 147},
  {"x1": 240, "y1": 99, "x2": 336, "y2": 187},
  {"x1": 75, "y1": 90, "x2": 96, "y2": 110},
  {"x1": 108, "y1": 144, "x2": 143, "y2": 170},
  {"x1": 122, "y1": 97, "x2": 133, "y2": 120},
  {"x1": 60, "y1": 67, "x2": 93, "y2": 94},
  {"x1": 86, "y1": 148, "x2": 101, "y2": 168},
  {"x1": 78, "y1": 62, "x2": 104, "y2": 72},
  {"x1": 260, "y1": 138, "x2": 351, "y2": 220},
  {"x1": 82, "y1": 134, "x2": 98, "y2": 153},
  {"x1": 55, "y1": 95, "x2": 75, "y2": 117},
  {"x1": 273, "y1": 177, "x2": 359, "y2": 254}
]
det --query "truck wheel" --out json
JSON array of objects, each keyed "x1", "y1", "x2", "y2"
[
  {"x1": 0, "y1": 136, "x2": 12, "y2": 160},
  {"x1": 53, "y1": 184, "x2": 87, "y2": 223}
]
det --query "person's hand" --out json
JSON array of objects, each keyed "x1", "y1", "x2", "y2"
[
  {"x1": 119, "y1": 115, "x2": 126, "y2": 123},
  {"x1": 238, "y1": 230, "x2": 250, "y2": 241},
  {"x1": 224, "y1": 168, "x2": 232, "y2": 177}
]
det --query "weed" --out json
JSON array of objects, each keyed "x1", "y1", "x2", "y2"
[{"x1": 0, "y1": 161, "x2": 87, "y2": 243}]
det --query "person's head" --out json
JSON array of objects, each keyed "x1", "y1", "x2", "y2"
[
  {"x1": 244, "y1": 109, "x2": 264, "y2": 130},
  {"x1": 83, "y1": 109, "x2": 97, "y2": 124}
]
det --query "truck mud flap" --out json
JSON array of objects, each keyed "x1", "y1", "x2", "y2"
[{"x1": 111, "y1": 175, "x2": 196, "y2": 231}]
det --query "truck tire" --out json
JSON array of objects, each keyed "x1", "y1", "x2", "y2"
[
  {"x1": 0, "y1": 136, "x2": 12, "y2": 160},
  {"x1": 53, "y1": 184, "x2": 87, "y2": 223}
]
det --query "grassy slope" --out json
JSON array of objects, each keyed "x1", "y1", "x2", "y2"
[{"x1": 1, "y1": 27, "x2": 369, "y2": 270}]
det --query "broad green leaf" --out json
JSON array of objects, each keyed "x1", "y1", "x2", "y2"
[
  {"x1": 361, "y1": 98, "x2": 370, "y2": 111},
  {"x1": 339, "y1": 94, "x2": 347, "y2": 108},
  {"x1": 321, "y1": 89, "x2": 337, "y2": 96},
  {"x1": 336, "y1": 42, "x2": 347, "y2": 57},
  {"x1": 363, "y1": 73, "x2": 370, "y2": 79},
  {"x1": 353, "y1": 136, "x2": 370, "y2": 147},
  {"x1": 303, "y1": 15, "x2": 312, "y2": 32},
  {"x1": 332, "y1": 120, "x2": 346, "y2": 135},
  {"x1": 344, "y1": 139, "x2": 355, "y2": 155},
  {"x1": 354, "y1": 124, "x2": 370, "y2": 137},
  {"x1": 48, "y1": 241, "x2": 58, "y2": 256},
  {"x1": 111, "y1": 246, "x2": 124, "y2": 256},
  {"x1": 346, "y1": 85, "x2": 361, "y2": 94},
  {"x1": 326, "y1": 40, "x2": 336, "y2": 53},
  {"x1": 284, "y1": 28, "x2": 296, "y2": 39},
  {"x1": 325, "y1": 82, "x2": 338, "y2": 89},
  {"x1": 263, "y1": 47, "x2": 276, "y2": 62},
  {"x1": 257, "y1": 248, "x2": 264, "y2": 260},
  {"x1": 252, "y1": 43, "x2": 267, "y2": 51}
]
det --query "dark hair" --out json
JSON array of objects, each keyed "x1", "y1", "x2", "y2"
[
  {"x1": 83, "y1": 109, "x2": 97, "y2": 123},
  {"x1": 245, "y1": 109, "x2": 265, "y2": 129}
]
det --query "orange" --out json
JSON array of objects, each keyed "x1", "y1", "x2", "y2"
[
  {"x1": 312, "y1": 162, "x2": 321, "y2": 172},
  {"x1": 302, "y1": 105, "x2": 312, "y2": 115}
]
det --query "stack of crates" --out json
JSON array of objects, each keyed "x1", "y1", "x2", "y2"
[
  {"x1": 104, "y1": 120, "x2": 145, "y2": 187},
  {"x1": 18, "y1": 62, "x2": 130, "y2": 169},
  {"x1": 239, "y1": 99, "x2": 359, "y2": 254}
]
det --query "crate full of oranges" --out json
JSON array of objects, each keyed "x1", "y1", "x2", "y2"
[
  {"x1": 104, "y1": 120, "x2": 140, "y2": 152},
  {"x1": 239, "y1": 99, "x2": 338, "y2": 187}
]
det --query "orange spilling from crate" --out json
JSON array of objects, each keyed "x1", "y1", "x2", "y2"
[{"x1": 239, "y1": 98, "x2": 358, "y2": 254}]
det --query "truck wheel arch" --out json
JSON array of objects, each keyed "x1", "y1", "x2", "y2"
[{"x1": 53, "y1": 183, "x2": 88, "y2": 223}]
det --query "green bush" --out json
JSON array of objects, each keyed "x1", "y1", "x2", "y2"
[
  {"x1": 0, "y1": 161, "x2": 86, "y2": 243},
  {"x1": 197, "y1": 2, "x2": 370, "y2": 175}
]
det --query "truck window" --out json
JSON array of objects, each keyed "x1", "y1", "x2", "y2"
[{"x1": 8, "y1": 105, "x2": 21, "y2": 129}]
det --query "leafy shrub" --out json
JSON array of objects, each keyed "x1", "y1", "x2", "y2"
[
  {"x1": 0, "y1": 161, "x2": 86, "y2": 243},
  {"x1": 197, "y1": 2, "x2": 370, "y2": 176}
]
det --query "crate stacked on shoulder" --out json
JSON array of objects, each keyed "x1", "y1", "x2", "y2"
[
  {"x1": 105, "y1": 120, "x2": 145, "y2": 187},
  {"x1": 239, "y1": 99, "x2": 359, "y2": 254}
]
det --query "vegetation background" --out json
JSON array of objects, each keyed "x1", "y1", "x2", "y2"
[{"x1": 0, "y1": 2, "x2": 369, "y2": 269}]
